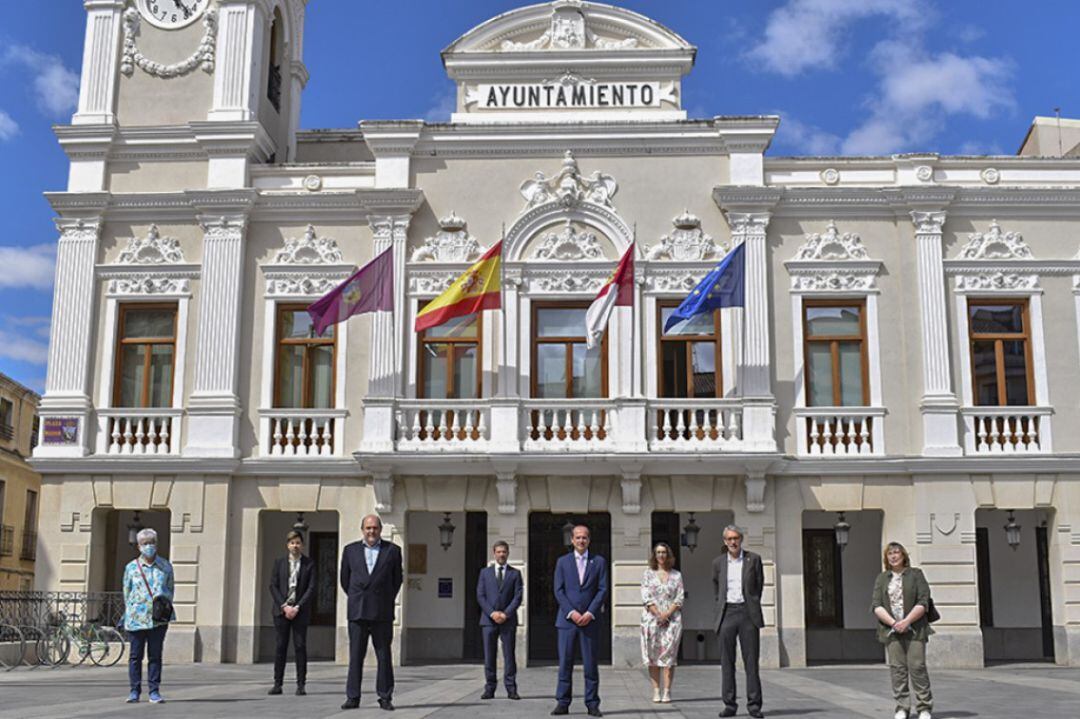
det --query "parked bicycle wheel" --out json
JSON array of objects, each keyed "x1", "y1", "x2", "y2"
[
  {"x1": 69, "y1": 625, "x2": 95, "y2": 666},
  {"x1": 37, "y1": 628, "x2": 70, "y2": 667},
  {"x1": 0, "y1": 624, "x2": 26, "y2": 671},
  {"x1": 17, "y1": 626, "x2": 43, "y2": 668},
  {"x1": 91, "y1": 626, "x2": 126, "y2": 667}
]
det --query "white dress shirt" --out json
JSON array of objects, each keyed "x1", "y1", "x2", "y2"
[
  {"x1": 286, "y1": 555, "x2": 300, "y2": 604},
  {"x1": 364, "y1": 540, "x2": 381, "y2": 573},
  {"x1": 726, "y1": 551, "x2": 745, "y2": 603}
]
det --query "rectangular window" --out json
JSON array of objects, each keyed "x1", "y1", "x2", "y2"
[
  {"x1": 658, "y1": 304, "x2": 722, "y2": 398},
  {"x1": 418, "y1": 315, "x2": 480, "y2": 399},
  {"x1": 531, "y1": 304, "x2": 606, "y2": 398},
  {"x1": 0, "y1": 398, "x2": 12, "y2": 441},
  {"x1": 968, "y1": 300, "x2": 1033, "y2": 406},
  {"x1": 274, "y1": 305, "x2": 336, "y2": 409},
  {"x1": 23, "y1": 489, "x2": 37, "y2": 533},
  {"x1": 803, "y1": 301, "x2": 868, "y2": 407},
  {"x1": 114, "y1": 304, "x2": 178, "y2": 408}
]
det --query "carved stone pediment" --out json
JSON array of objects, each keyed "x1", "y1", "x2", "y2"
[
  {"x1": 794, "y1": 221, "x2": 868, "y2": 261},
  {"x1": 954, "y1": 272, "x2": 1039, "y2": 291},
  {"x1": 500, "y1": 1, "x2": 639, "y2": 51},
  {"x1": 955, "y1": 220, "x2": 1033, "y2": 260},
  {"x1": 118, "y1": 225, "x2": 186, "y2": 265},
  {"x1": 530, "y1": 221, "x2": 605, "y2": 261},
  {"x1": 519, "y1": 151, "x2": 618, "y2": 211},
  {"x1": 274, "y1": 225, "x2": 344, "y2": 265},
  {"x1": 107, "y1": 276, "x2": 191, "y2": 297},
  {"x1": 411, "y1": 212, "x2": 484, "y2": 263},
  {"x1": 645, "y1": 211, "x2": 722, "y2": 261}
]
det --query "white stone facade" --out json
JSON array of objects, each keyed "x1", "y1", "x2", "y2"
[{"x1": 30, "y1": 0, "x2": 1080, "y2": 669}]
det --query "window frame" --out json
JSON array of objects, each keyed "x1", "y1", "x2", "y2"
[
  {"x1": 802, "y1": 298, "x2": 870, "y2": 407},
  {"x1": 112, "y1": 302, "x2": 179, "y2": 409},
  {"x1": 529, "y1": 300, "x2": 609, "y2": 399},
  {"x1": 417, "y1": 316, "x2": 483, "y2": 400},
  {"x1": 656, "y1": 301, "x2": 723, "y2": 399},
  {"x1": 272, "y1": 303, "x2": 338, "y2": 410},
  {"x1": 966, "y1": 297, "x2": 1035, "y2": 407}
]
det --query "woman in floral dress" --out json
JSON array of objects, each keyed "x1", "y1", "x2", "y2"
[{"x1": 640, "y1": 542, "x2": 684, "y2": 703}]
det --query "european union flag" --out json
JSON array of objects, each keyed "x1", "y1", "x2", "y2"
[{"x1": 663, "y1": 242, "x2": 745, "y2": 333}]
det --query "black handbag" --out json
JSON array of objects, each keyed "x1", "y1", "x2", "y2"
[
  {"x1": 926, "y1": 596, "x2": 941, "y2": 623},
  {"x1": 138, "y1": 561, "x2": 174, "y2": 624}
]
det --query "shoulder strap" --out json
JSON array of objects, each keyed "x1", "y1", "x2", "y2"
[{"x1": 137, "y1": 560, "x2": 155, "y2": 598}]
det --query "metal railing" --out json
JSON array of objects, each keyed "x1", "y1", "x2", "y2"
[
  {"x1": 0, "y1": 591, "x2": 126, "y2": 630},
  {"x1": 0, "y1": 525, "x2": 13, "y2": 557},
  {"x1": 19, "y1": 531, "x2": 36, "y2": 562}
]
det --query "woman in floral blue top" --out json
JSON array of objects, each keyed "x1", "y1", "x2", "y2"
[{"x1": 122, "y1": 527, "x2": 175, "y2": 704}]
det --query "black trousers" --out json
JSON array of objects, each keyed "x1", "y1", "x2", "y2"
[
  {"x1": 482, "y1": 623, "x2": 517, "y2": 693},
  {"x1": 346, "y1": 619, "x2": 394, "y2": 701},
  {"x1": 272, "y1": 614, "x2": 308, "y2": 686},
  {"x1": 718, "y1": 603, "x2": 762, "y2": 712}
]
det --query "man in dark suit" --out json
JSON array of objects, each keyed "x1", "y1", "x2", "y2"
[
  {"x1": 713, "y1": 524, "x2": 765, "y2": 719},
  {"x1": 340, "y1": 514, "x2": 403, "y2": 711},
  {"x1": 477, "y1": 539, "x2": 523, "y2": 700},
  {"x1": 268, "y1": 530, "x2": 315, "y2": 696},
  {"x1": 552, "y1": 525, "x2": 607, "y2": 718}
]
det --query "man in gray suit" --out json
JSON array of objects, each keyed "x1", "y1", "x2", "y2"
[{"x1": 713, "y1": 525, "x2": 765, "y2": 718}]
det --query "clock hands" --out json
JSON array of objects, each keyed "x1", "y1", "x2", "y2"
[{"x1": 171, "y1": 0, "x2": 193, "y2": 19}]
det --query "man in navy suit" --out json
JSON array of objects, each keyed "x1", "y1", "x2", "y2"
[
  {"x1": 339, "y1": 514, "x2": 403, "y2": 711},
  {"x1": 476, "y1": 540, "x2": 523, "y2": 700},
  {"x1": 552, "y1": 525, "x2": 607, "y2": 717}
]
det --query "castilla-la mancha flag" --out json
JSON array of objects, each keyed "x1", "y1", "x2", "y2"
[
  {"x1": 414, "y1": 240, "x2": 502, "y2": 332},
  {"x1": 585, "y1": 244, "x2": 634, "y2": 349},
  {"x1": 307, "y1": 245, "x2": 394, "y2": 336}
]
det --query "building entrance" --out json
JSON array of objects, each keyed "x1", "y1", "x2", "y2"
[{"x1": 527, "y1": 512, "x2": 611, "y2": 664}]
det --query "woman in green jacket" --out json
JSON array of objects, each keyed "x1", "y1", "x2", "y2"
[{"x1": 871, "y1": 542, "x2": 934, "y2": 719}]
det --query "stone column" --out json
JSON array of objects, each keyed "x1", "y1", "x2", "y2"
[
  {"x1": 728, "y1": 212, "x2": 776, "y2": 452},
  {"x1": 184, "y1": 211, "x2": 250, "y2": 458},
  {"x1": 733, "y1": 474, "x2": 780, "y2": 668},
  {"x1": 610, "y1": 471, "x2": 649, "y2": 668},
  {"x1": 73, "y1": 0, "x2": 125, "y2": 126},
  {"x1": 208, "y1": 0, "x2": 269, "y2": 122},
  {"x1": 37, "y1": 217, "x2": 103, "y2": 458},
  {"x1": 910, "y1": 211, "x2": 962, "y2": 455}
]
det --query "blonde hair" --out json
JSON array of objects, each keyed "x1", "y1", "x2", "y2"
[{"x1": 882, "y1": 542, "x2": 910, "y2": 571}]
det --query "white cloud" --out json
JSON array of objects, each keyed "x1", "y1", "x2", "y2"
[
  {"x1": 0, "y1": 244, "x2": 56, "y2": 290},
  {"x1": 773, "y1": 112, "x2": 842, "y2": 155},
  {"x1": 0, "y1": 327, "x2": 49, "y2": 365},
  {"x1": 423, "y1": 84, "x2": 457, "y2": 123},
  {"x1": 746, "y1": 0, "x2": 925, "y2": 77},
  {"x1": 2, "y1": 45, "x2": 79, "y2": 118},
  {"x1": 0, "y1": 109, "x2": 17, "y2": 140}
]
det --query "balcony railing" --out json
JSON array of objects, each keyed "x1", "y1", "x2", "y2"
[
  {"x1": 962, "y1": 407, "x2": 1051, "y2": 454},
  {"x1": 0, "y1": 525, "x2": 13, "y2": 557},
  {"x1": 20, "y1": 530, "x2": 36, "y2": 561},
  {"x1": 0, "y1": 423, "x2": 13, "y2": 441},
  {"x1": 260, "y1": 409, "x2": 348, "y2": 457},
  {"x1": 523, "y1": 399, "x2": 612, "y2": 451},
  {"x1": 396, "y1": 400, "x2": 490, "y2": 451},
  {"x1": 96, "y1": 409, "x2": 183, "y2": 456},
  {"x1": 795, "y1": 407, "x2": 886, "y2": 457},
  {"x1": 648, "y1": 399, "x2": 744, "y2": 451}
]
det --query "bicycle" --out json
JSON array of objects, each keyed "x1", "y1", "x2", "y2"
[
  {"x1": 38, "y1": 613, "x2": 126, "y2": 667},
  {"x1": 0, "y1": 623, "x2": 26, "y2": 671}
]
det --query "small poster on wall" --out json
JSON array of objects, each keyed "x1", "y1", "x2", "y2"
[
  {"x1": 42, "y1": 417, "x2": 79, "y2": 445},
  {"x1": 408, "y1": 544, "x2": 427, "y2": 574},
  {"x1": 438, "y1": 577, "x2": 452, "y2": 598}
]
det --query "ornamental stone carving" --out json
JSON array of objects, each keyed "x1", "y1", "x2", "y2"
[
  {"x1": 265, "y1": 274, "x2": 346, "y2": 297},
  {"x1": 791, "y1": 272, "x2": 876, "y2": 292},
  {"x1": 955, "y1": 220, "x2": 1033, "y2": 260},
  {"x1": 500, "y1": 1, "x2": 638, "y2": 51},
  {"x1": 911, "y1": 211, "x2": 946, "y2": 235},
  {"x1": 519, "y1": 151, "x2": 618, "y2": 210},
  {"x1": 646, "y1": 271, "x2": 706, "y2": 293},
  {"x1": 645, "y1": 211, "x2": 722, "y2": 261},
  {"x1": 409, "y1": 274, "x2": 457, "y2": 295},
  {"x1": 530, "y1": 221, "x2": 605, "y2": 260},
  {"x1": 954, "y1": 272, "x2": 1039, "y2": 291},
  {"x1": 274, "y1": 225, "x2": 343, "y2": 265},
  {"x1": 411, "y1": 212, "x2": 485, "y2": 262},
  {"x1": 530, "y1": 271, "x2": 606, "y2": 293},
  {"x1": 118, "y1": 225, "x2": 186, "y2": 265},
  {"x1": 107, "y1": 276, "x2": 191, "y2": 296},
  {"x1": 120, "y1": 8, "x2": 217, "y2": 78},
  {"x1": 794, "y1": 221, "x2": 868, "y2": 261}
]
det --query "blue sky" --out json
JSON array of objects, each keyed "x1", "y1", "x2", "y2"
[{"x1": 1, "y1": 0, "x2": 1078, "y2": 392}]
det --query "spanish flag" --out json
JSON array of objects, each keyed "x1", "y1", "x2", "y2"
[{"x1": 414, "y1": 240, "x2": 502, "y2": 332}]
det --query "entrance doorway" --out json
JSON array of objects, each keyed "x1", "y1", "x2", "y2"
[
  {"x1": 98, "y1": 509, "x2": 171, "y2": 594},
  {"x1": 975, "y1": 508, "x2": 1054, "y2": 663},
  {"x1": 802, "y1": 510, "x2": 883, "y2": 664},
  {"x1": 528, "y1": 512, "x2": 611, "y2": 664}
]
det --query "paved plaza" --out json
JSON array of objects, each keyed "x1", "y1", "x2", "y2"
[{"x1": 0, "y1": 662, "x2": 1077, "y2": 719}]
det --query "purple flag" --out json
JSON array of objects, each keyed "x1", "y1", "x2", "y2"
[{"x1": 307, "y1": 246, "x2": 394, "y2": 335}]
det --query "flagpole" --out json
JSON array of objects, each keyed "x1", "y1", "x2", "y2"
[
  {"x1": 631, "y1": 225, "x2": 640, "y2": 400},
  {"x1": 499, "y1": 222, "x2": 507, "y2": 399}
]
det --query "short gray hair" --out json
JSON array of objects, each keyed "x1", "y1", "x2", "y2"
[
  {"x1": 722, "y1": 524, "x2": 744, "y2": 539},
  {"x1": 136, "y1": 528, "x2": 158, "y2": 545}
]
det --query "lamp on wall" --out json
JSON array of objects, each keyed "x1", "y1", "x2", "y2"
[
  {"x1": 293, "y1": 512, "x2": 309, "y2": 535},
  {"x1": 562, "y1": 518, "x2": 576, "y2": 547},
  {"x1": 681, "y1": 513, "x2": 701, "y2": 553},
  {"x1": 438, "y1": 513, "x2": 456, "y2": 551},
  {"x1": 127, "y1": 511, "x2": 144, "y2": 547},
  {"x1": 1004, "y1": 510, "x2": 1021, "y2": 550},
  {"x1": 834, "y1": 512, "x2": 851, "y2": 551}
]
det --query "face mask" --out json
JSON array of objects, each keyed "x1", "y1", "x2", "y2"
[{"x1": 140, "y1": 544, "x2": 157, "y2": 559}]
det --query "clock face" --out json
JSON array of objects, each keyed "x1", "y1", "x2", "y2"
[{"x1": 137, "y1": 0, "x2": 209, "y2": 30}]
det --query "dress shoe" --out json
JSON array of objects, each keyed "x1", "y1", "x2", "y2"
[
  {"x1": 894, "y1": 711, "x2": 908, "y2": 719},
  {"x1": 749, "y1": 710, "x2": 765, "y2": 718},
  {"x1": 267, "y1": 685, "x2": 282, "y2": 696},
  {"x1": 341, "y1": 698, "x2": 360, "y2": 710},
  {"x1": 551, "y1": 705, "x2": 569, "y2": 716},
  {"x1": 295, "y1": 684, "x2": 306, "y2": 696},
  {"x1": 379, "y1": 698, "x2": 395, "y2": 711},
  {"x1": 587, "y1": 707, "x2": 603, "y2": 718},
  {"x1": 481, "y1": 691, "x2": 495, "y2": 700},
  {"x1": 719, "y1": 709, "x2": 737, "y2": 718},
  {"x1": 508, "y1": 692, "x2": 521, "y2": 700}
]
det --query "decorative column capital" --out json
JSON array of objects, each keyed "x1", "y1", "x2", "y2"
[
  {"x1": 725, "y1": 212, "x2": 771, "y2": 241},
  {"x1": 910, "y1": 210, "x2": 947, "y2": 235},
  {"x1": 371, "y1": 214, "x2": 412, "y2": 244},
  {"x1": 372, "y1": 471, "x2": 395, "y2": 513},
  {"x1": 54, "y1": 217, "x2": 103, "y2": 242},
  {"x1": 198, "y1": 214, "x2": 248, "y2": 239},
  {"x1": 620, "y1": 466, "x2": 643, "y2": 515},
  {"x1": 745, "y1": 472, "x2": 767, "y2": 513}
]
